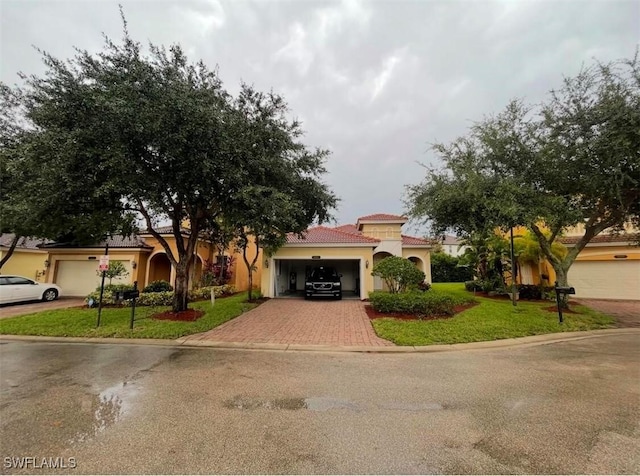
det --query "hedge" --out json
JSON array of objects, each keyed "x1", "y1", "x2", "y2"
[
  {"x1": 368, "y1": 291, "x2": 456, "y2": 317},
  {"x1": 85, "y1": 284, "x2": 236, "y2": 307}
]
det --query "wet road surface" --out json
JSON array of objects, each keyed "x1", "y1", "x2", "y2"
[{"x1": 1, "y1": 335, "x2": 639, "y2": 474}]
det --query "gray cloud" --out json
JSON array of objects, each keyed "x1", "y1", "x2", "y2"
[{"x1": 2, "y1": 0, "x2": 638, "y2": 234}]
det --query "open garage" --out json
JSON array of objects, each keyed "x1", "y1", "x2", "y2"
[{"x1": 272, "y1": 258, "x2": 362, "y2": 299}]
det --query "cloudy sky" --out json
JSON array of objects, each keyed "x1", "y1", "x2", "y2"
[{"x1": 2, "y1": 0, "x2": 638, "y2": 234}]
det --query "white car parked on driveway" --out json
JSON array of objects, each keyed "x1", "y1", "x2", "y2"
[{"x1": 0, "y1": 275, "x2": 62, "y2": 304}]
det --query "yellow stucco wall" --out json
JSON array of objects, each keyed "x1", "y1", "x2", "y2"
[
  {"x1": 262, "y1": 246, "x2": 375, "y2": 298},
  {"x1": 232, "y1": 245, "x2": 263, "y2": 292},
  {"x1": 0, "y1": 249, "x2": 49, "y2": 282},
  {"x1": 360, "y1": 224, "x2": 403, "y2": 240},
  {"x1": 402, "y1": 247, "x2": 432, "y2": 283}
]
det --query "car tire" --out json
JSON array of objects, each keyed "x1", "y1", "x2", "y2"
[{"x1": 42, "y1": 289, "x2": 58, "y2": 302}]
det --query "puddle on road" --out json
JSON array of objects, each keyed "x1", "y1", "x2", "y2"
[
  {"x1": 70, "y1": 381, "x2": 140, "y2": 444},
  {"x1": 378, "y1": 402, "x2": 445, "y2": 412},
  {"x1": 224, "y1": 396, "x2": 362, "y2": 412}
]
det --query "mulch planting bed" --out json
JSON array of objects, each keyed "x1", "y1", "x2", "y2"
[
  {"x1": 151, "y1": 309, "x2": 205, "y2": 321},
  {"x1": 364, "y1": 302, "x2": 479, "y2": 321}
]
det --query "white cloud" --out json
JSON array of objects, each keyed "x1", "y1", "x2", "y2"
[{"x1": 274, "y1": 22, "x2": 313, "y2": 75}]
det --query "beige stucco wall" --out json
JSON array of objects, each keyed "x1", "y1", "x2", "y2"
[
  {"x1": 573, "y1": 245, "x2": 640, "y2": 261},
  {"x1": 262, "y1": 246, "x2": 375, "y2": 299},
  {"x1": 0, "y1": 249, "x2": 49, "y2": 282},
  {"x1": 360, "y1": 224, "x2": 403, "y2": 240},
  {"x1": 402, "y1": 247, "x2": 432, "y2": 283}
]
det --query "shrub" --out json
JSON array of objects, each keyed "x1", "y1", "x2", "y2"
[
  {"x1": 465, "y1": 280, "x2": 482, "y2": 292},
  {"x1": 371, "y1": 256, "x2": 426, "y2": 293},
  {"x1": 188, "y1": 285, "x2": 236, "y2": 301},
  {"x1": 517, "y1": 284, "x2": 555, "y2": 300},
  {"x1": 136, "y1": 291, "x2": 174, "y2": 306},
  {"x1": 368, "y1": 291, "x2": 456, "y2": 317},
  {"x1": 85, "y1": 290, "x2": 118, "y2": 306},
  {"x1": 143, "y1": 280, "x2": 173, "y2": 293},
  {"x1": 430, "y1": 252, "x2": 474, "y2": 283},
  {"x1": 101, "y1": 283, "x2": 134, "y2": 293}
]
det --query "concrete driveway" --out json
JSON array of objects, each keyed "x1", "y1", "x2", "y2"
[
  {"x1": 187, "y1": 298, "x2": 393, "y2": 347},
  {"x1": 0, "y1": 297, "x2": 85, "y2": 319}
]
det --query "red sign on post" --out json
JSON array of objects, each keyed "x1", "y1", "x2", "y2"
[{"x1": 99, "y1": 255, "x2": 110, "y2": 271}]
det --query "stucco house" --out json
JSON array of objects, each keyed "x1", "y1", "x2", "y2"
[
  {"x1": 0, "y1": 234, "x2": 50, "y2": 282},
  {"x1": 517, "y1": 224, "x2": 639, "y2": 300},
  {"x1": 440, "y1": 235, "x2": 468, "y2": 257},
  {"x1": 260, "y1": 214, "x2": 432, "y2": 300},
  {"x1": 29, "y1": 227, "x2": 259, "y2": 297}
]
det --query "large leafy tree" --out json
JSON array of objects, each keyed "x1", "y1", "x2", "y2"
[
  {"x1": 220, "y1": 85, "x2": 337, "y2": 300},
  {"x1": 407, "y1": 54, "x2": 640, "y2": 292},
  {"x1": 1, "y1": 17, "x2": 336, "y2": 311}
]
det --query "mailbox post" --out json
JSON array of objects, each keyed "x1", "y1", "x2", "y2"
[
  {"x1": 554, "y1": 281, "x2": 576, "y2": 324},
  {"x1": 126, "y1": 281, "x2": 140, "y2": 330}
]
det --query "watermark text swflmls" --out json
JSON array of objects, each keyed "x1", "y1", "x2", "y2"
[{"x1": 3, "y1": 457, "x2": 77, "y2": 470}]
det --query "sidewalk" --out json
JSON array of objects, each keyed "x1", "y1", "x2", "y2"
[{"x1": 2, "y1": 328, "x2": 638, "y2": 353}]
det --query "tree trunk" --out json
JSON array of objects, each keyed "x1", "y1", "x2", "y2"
[
  {"x1": 551, "y1": 263, "x2": 571, "y2": 309},
  {"x1": 173, "y1": 260, "x2": 189, "y2": 312}
]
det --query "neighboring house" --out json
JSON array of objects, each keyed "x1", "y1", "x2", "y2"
[
  {"x1": 518, "y1": 224, "x2": 639, "y2": 300},
  {"x1": 440, "y1": 235, "x2": 468, "y2": 257},
  {"x1": 561, "y1": 231, "x2": 639, "y2": 301},
  {"x1": 260, "y1": 213, "x2": 432, "y2": 300},
  {"x1": 0, "y1": 234, "x2": 50, "y2": 281},
  {"x1": 34, "y1": 227, "x2": 259, "y2": 297}
]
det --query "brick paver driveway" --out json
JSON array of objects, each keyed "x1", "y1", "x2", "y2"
[
  {"x1": 187, "y1": 299, "x2": 393, "y2": 346},
  {"x1": 578, "y1": 299, "x2": 640, "y2": 328}
]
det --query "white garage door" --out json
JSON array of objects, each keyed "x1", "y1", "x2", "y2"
[
  {"x1": 55, "y1": 260, "x2": 132, "y2": 296},
  {"x1": 568, "y1": 260, "x2": 640, "y2": 300}
]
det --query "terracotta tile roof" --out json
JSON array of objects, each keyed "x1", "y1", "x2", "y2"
[
  {"x1": 140, "y1": 226, "x2": 191, "y2": 235},
  {"x1": 334, "y1": 224, "x2": 362, "y2": 235},
  {"x1": 560, "y1": 233, "x2": 640, "y2": 245},
  {"x1": 39, "y1": 235, "x2": 152, "y2": 249},
  {"x1": 287, "y1": 226, "x2": 380, "y2": 244},
  {"x1": 401, "y1": 235, "x2": 432, "y2": 246},
  {"x1": 0, "y1": 234, "x2": 52, "y2": 250},
  {"x1": 357, "y1": 213, "x2": 407, "y2": 222}
]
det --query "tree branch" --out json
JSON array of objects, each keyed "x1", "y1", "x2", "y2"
[{"x1": 0, "y1": 235, "x2": 20, "y2": 270}]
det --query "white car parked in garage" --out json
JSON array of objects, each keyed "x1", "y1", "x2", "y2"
[{"x1": 0, "y1": 275, "x2": 62, "y2": 304}]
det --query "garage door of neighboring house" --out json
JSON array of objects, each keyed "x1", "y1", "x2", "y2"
[
  {"x1": 55, "y1": 260, "x2": 132, "y2": 297},
  {"x1": 568, "y1": 260, "x2": 640, "y2": 300}
]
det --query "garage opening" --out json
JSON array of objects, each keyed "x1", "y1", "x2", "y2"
[{"x1": 273, "y1": 259, "x2": 361, "y2": 299}]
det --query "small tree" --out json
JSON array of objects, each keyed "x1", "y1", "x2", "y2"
[
  {"x1": 371, "y1": 256, "x2": 426, "y2": 294},
  {"x1": 97, "y1": 261, "x2": 129, "y2": 285}
]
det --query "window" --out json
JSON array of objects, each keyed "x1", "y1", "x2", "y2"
[
  {"x1": 7, "y1": 277, "x2": 33, "y2": 285},
  {"x1": 0, "y1": 277, "x2": 9, "y2": 286}
]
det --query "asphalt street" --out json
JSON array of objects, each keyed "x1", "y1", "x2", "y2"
[{"x1": 1, "y1": 335, "x2": 639, "y2": 474}]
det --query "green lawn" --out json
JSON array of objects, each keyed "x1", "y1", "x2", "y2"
[
  {"x1": 0, "y1": 293, "x2": 257, "y2": 339},
  {"x1": 372, "y1": 283, "x2": 615, "y2": 346}
]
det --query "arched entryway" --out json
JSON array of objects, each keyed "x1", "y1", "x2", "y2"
[
  {"x1": 148, "y1": 253, "x2": 171, "y2": 284},
  {"x1": 373, "y1": 251, "x2": 393, "y2": 291},
  {"x1": 407, "y1": 256, "x2": 424, "y2": 273}
]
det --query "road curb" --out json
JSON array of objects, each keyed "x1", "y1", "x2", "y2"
[{"x1": 2, "y1": 328, "x2": 638, "y2": 353}]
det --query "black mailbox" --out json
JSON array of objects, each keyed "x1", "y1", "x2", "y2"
[
  {"x1": 114, "y1": 290, "x2": 140, "y2": 300},
  {"x1": 554, "y1": 282, "x2": 576, "y2": 324},
  {"x1": 555, "y1": 286, "x2": 575, "y2": 295},
  {"x1": 123, "y1": 290, "x2": 140, "y2": 300}
]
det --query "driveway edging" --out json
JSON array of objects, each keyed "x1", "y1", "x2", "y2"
[{"x1": 2, "y1": 328, "x2": 638, "y2": 352}]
